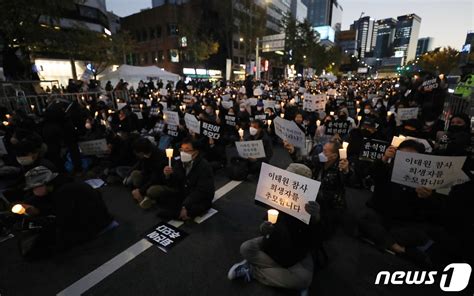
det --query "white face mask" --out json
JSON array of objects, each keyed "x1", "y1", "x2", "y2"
[
  {"x1": 425, "y1": 121, "x2": 435, "y2": 126},
  {"x1": 180, "y1": 151, "x2": 193, "y2": 163},
  {"x1": 240, "y1": 108, "x2": 246, "y2": 112},
  {"x1": 257, "y1": 106, "x2": 263, "y2": 111},
  {"x1": 318, "y1": 152, "x2": 328, "y2": 163},
  {"x1": 249, "y1": 127, "x2": 258, "y2": 136},
  {"x1": 85, "y1": 122, "x2": 92, "y2": 129},
  {"x1": 364, "y1": 109, "x2": 371, "y2": 114},
  {"x1": 17, "y1": 156, "x2": 35, "y2": 166}
]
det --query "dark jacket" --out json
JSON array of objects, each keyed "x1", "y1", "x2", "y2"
[
  {"x1": 130, "y1": 147, "x2": 168, "y2": 195},
  {"x1": 166, "y1": 154, "x2": 215, "y2": 217}
]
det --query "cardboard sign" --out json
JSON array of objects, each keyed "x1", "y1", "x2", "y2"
[
  {"x1": 0, "y1": 136, "x2": 7, "y2": 155},
  {"x1": 255, "y1": 163, "x2": 321, "y2": 224},
  {"x1": 248, "y1": 98, "x2": 258, "y2": 106},
  {"x1": 184, "y1": 113, "x2": 200, "y2": 134},
  {"x1": 167, "y1": 124, "x2": 179, "y2": 137},
  {"x1": 253, "y1": 88, "x2": 263, "y2": 96},
  {"x1": 254, "y1": 114, "x2": 267, "y2": 121},
  {"x1": 145, "y1": 222, "x2": 188, "y2": 253},
  {"x1": 303, "y1": 93, "x2": 326, "y2": 112},
  {"x1": 164, "y1": 111, "x2": 180, "y2": 126},
  {"x1": 273, "y1": 117, "x2": 305, "y2": 149},
  {"x1": 201, "y1": 121, "x2": 221, "y2": 139},
  {"x1": 117, "y1": 102, "x2": 127, "y2": 110},
  {"x1": 235, "y1": 140, "x2": 266, "y2": 159},
  {"x1": 78, "y1": 139, "x2": 108, "y2": 156},
  {"x1": 221, "y1": 94, "x2": 231, "y2": 101},
  {"x1": 324, "y1": 120, "x2": 351, "y2": 136},
  {"x1": 153, "y1": 122, "x2": 165, "y2": 133},
  {"x1": 221, "y1": 101, "x2": 233, "y2": 109},
  {"x1": 359, "y1": 138, "x2": 389, "y2": 161},
  {"x1": 391, "y1": 151, "x2": 466, "y2": 190},
  {"x1": 397, "y1": 107, "x2": 419, "y2": 121}
]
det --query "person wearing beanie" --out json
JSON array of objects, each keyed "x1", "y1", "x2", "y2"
[{"x1": 227, "y1": 163, "x2": 328, "y2": 295}]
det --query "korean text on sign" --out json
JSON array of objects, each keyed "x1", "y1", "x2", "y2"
[
  {"x1": 78, "y1": 139, "x2": 108, "y2": 156},
  {"x1": 391, "y1": 151, "x2": 466, "y2": 190},
  {"x1": 145, "y1": 222, "x2": 188, "y2": 253},
  {"x1": 255, "y1": 163, "x2": 321, "y2": 224},
  {"x1": 359, "y1": 138, "x2": 389, "y2": 161},
  {"x1": 325, "y1": 120, "x2": 351, "y2": 136},
  {"x1": 273, "y1": 117, "x2": 305, "y2": 149},
  {"x1": 201, "y1": 121, "x2": 221, "y2": 139},
  {"x1": 235, "y1": 140, "x2": 266, "y2": 159}
]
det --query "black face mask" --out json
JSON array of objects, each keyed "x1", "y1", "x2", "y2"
[{"x1": 448, "y1": 125, "x2": 465, "y2": 134}]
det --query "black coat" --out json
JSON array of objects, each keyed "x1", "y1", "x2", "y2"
[
  {"x1": 131, "y1": 147, "x2": 168, "y2": 195},
  {"x1": 166, "y1": 154, "x2": 215, "y2": 217}
]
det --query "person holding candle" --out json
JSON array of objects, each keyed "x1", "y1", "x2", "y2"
[
  {"x1": 124, "y1": 138, "x2": 168, "y2": 209},
  {"x1": 241, "y1": 120, "x2": 273, "y2": 176},
  {"x1": 228, "y1": 164, "x2": 331, "y2": 293},
  {"x1": 16, "y1": 166, "x2": 114, "y2": 258}
]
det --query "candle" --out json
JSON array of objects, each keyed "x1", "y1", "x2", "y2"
[
  {"x1": 2, "y1": 121, "x2": 9, "y2": 126},
  {"x1": 391, "y1": 136, "x2": 406, "y2": 147},
  {"x1": 166, "y1": 148, "x2": 173, "y2": 167},
  {"x1": 201, "y1": 105, "x2": 205, "y2": 110},
  {"x1": 238, "y1": 128, "x2": 244, "y2": 140},
  {"x1": 267, "y1": 209, "x2": 279, "y2": 224},
  {"x1": 140, "y1": 104, "x2": 144, "y2": 109},
  {"x1": 5, "y1": 114, "x2": 10, "y2": 119},
  {"x1": 12, "y1": 204, "x2": 26, "y2": 215},
  {"x1": 357, "y1": 108, "x2": 361, "y2": 114},
  {"x1": 280, "y1": 113, "x2": 285, "y2": 118},
  {"x1": 330, "y1": 111, "x2": 334, "y2": 116},
  {"x1": 108, "y1": 110, "x2": 113, "y2": 114},
  {"x1": 357, "y1": 116, "x2": 362, "y2": 122},
  {"x1": 30, "y1": 105, "x2": 35, "y2": 110},
  {"x1": 339, "y1": 148, "x2": 347, "y2": 159},
  {"x1": 267, "y1": 119, "x2": 272, "y2": 126},
  {"x1": 387, "y1": 111, "x2": 392, "y2": 117},
  {"x1": 342, "y1": 142, "x2": 349, "y2": 150}
]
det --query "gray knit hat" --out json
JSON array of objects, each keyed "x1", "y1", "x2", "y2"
[
  {"x1": 286, "y1": 163, "x2": 312, "y2": 179},
  {"x1": 24, "y1": 166, "x2": 58, "y2": 190}
]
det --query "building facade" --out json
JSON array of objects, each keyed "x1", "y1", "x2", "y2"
[
  {"x1": 337, "y1": 29, "x2": 357, "y2": 55},
  {"x1": 373, "y1": 18, "x2": 397, "y2": 58},
  {"x1": 416, "y1": 37, "x2": 433, "y2": 57},
  {"x1": 392, "y1": 14, "x2": 421, "y2": 64},
  {"x1": 291, "y1": 0, "x2": 308, "y2": 23},
  {"x1": 304, "y1": 0, "x2": 342, "y2": 31},
  {"x1": 351, "y1": 16, "x2": 376, "y2": 58}
]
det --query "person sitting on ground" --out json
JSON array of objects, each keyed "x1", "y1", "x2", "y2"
[
  {"x1": 242, "y1": 120, "x2": 273, "y2": 175},
  {"x1": 158, "y1": 137, "x2": 215, "y2": 220},
  {"x1": 227, "y1": 164, "x2": 328, "y2": 294},
  {"x1": 17, "y1": 166, "x2": 114, "y2": 257},
  {"x1": 124, "y1": 138, "x2": 167, "y2": 209}
]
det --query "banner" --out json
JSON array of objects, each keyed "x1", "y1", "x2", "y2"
[
  {"x1": 273, "y1": 117, "x2": 305, "y2": 149},
  {"x1": 303, "y1": 94, "x2": 326, "y2": 112},
  {"x1": 201, "y1": 121, "x2": 221, "y2": 139},
  {"x1": 359, "y1": 138, "x2": 389, "y2": 161},
  {"x1": 324, "y1": 120, "x2": 351, "y2": 136},
  {"x1": 397, "y1": 107, "x2": 419, "y2": 121},
  {"x1": 224, "y1": 115, "x2": 236, "y2": 126},
  {"x1": 184, "y1": 113, "x2": 200, "y2": 134},
  {"x1": 391, "y1": 151, "x2": 466, "y2": 189},
  {"x1": 164, "y1": 111, "x2": 180, "y2": 126},
  {"x1": 235, "y1": 140, "x2": 266, "y2": 159},
  {"x1": 78, "y1": 139, "x2": 108, "y2": 156},
  {"x1": 255, "y1": 163, "x2": 321, "y2": 224},
  {"x1": 144, "y1": 222, "x2": 188, "y2": 253}
]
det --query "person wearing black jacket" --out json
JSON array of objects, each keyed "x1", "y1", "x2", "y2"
[
  {"x1": 124, "y1": 138, "x2": 167, "y2": 209},
  {"x1": 227, "y1": 164, "x2": 327, "y2": 292},
  {"x1": 242, "y1": 120, "x2": 273, "y2": 175},
  {"x1": 158, "y1": 137, "x2": 215, "y2": 220},
  {"x1": 18, "y1": 166, "x2": 114, "y2": 257}
]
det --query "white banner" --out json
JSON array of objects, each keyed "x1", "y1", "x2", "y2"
[
  {"x1": 235, "y1": 140, "x2": 266, "y2": 159},
  {"x1": 391, "y1": 151, "x2": 466, "y2": 189},
  {"x1": 255, "y1": 163, "x2": 321, "y2": 224},
  {"x1": 164, "y1": 111, "x2": 180, "y2": 126},
  {"x1": 303, "y1": 93, "x2": 326, "y2": 112},
  {"x1": 184, "y1": 113, "x2": 200, "y2": 134},
  {"x1": 78, "y1": 139, "x2": 108, "y2": 156},
  {"x1": 397, "y1": 107, "x2": 419, "y2": 121},
  {"x1": 273, "y1": 117, "x2": 305, "y2": 149}
]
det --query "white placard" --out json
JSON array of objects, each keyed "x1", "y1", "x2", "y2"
[
  {"x1": 164, "y1": 111, "x2": 180, "y2": 126},
  {"x1": 159, "y1": 88, "x2": 168, "y2": 96},
  {"x1": 397, "y1": 107, "x2": 419, "y2": 121},
  {"x1": 248, "y1": 98, "x2": 258, "y2": 106},
  {"x1": 253, "y1": 88, "x2": 263, "y2": 96},
  {"x1": 221, "y1": 94, "x2": 231, "y2": 101},
  {"x1": 263, "y1": 100, "x2": 276, "y2": 110},
  {"x1": 221, "y1": 101, "x2": 233, "y2": 109},
  {"x1": 391, "y1": 151, "x2": 466, "y2": 190},
  {"x1": 255, "y1": 163, "x2": 321, "y2": 224},
  {"x1": 235, "y1": 140, "x2": 266, "y2": 159},
  {"x1": 117, "y1": 102, "x2": 127, "y2": 110},
  {"x1": 78, "y1": 139, "x2": 108, "y2": 156},
  {"x1": 134, "y1": 112, "x2": 143, "y2": 120},
  {"x1": 327, "y1": 89, "x2": 337, "y2": 96},
  {"x1": 298, "y1": 87, "x2": 306, "y2": 93},
  {"x1": 254, "y1": 114, "x2": 267, "y2": 121},
  {"x1": 303, "y1": 93, "x2": 326, "y2": 112},
  {"x1": 184, "y1": 113, "x2": 200, "y2": 134},
  {"x1": 273, "y1": 117, "x2": 305, "y2": 149},
  {"x1": 0, "y1": 136, "x2": 7, "y2": 155}
]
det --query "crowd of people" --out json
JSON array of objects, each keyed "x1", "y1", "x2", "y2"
[{"x1": 0, "y1": 73, "x2": 472, "y2": 294}]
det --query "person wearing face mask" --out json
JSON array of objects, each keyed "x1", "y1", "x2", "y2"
[
  {"x1": 16, "y1": 166, "x2": 114, "y2": 258},
  {"x1": 359, "y1": 140, "x2": 443, "y2": 266},
  {"x1": 159, "y1": 137, "x2": 215, "y2": 220},
  {"x1": 241, "y1": 120, "x2": 274, "y2": 175},
  {"x1": 237, "y1": 103, "x2": 251, "y2": 130},
  {"x1": 254, "y1": 101, "x2": 265, "y2": 117},
  {"x1": 12, "y1": 130, "x2": 55, "y2": 172},
  {"x1": 123, "y1": 138, "x2": 168, "y2": 209},
  {"x1": 419, "y1": 114, "x2": 444, "y2": 141},
  {"x1": 435, "y1": 114, "x2": 471, "y2": 158}
]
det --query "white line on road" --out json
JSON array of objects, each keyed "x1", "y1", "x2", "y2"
[{"x1": 57, "y1": 180, "x2": 243, "y2": 296}]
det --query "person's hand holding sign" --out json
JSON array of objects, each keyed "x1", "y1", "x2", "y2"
[
  {"x1": 382, "y1": 146, "x2": 397, "y2": 163},
  {"x1": 283, "y1": 140, "x2": 295, "y2": 154},
  {"x1": 338, "y1": 158, "x2": 350, "y2": 174},
  {"x1": 132, "y1": 189, "x2": 143, "y2": 202},
  {"x1": 416, "y1": 187, "x2": 433, "y2": 199},
  {"x1": 305, "y1": 201, "x2": 321, "y2": 221}
]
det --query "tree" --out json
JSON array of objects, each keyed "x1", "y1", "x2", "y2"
[{"x1": 409, "y1": 46, "x2": 460, "y2": 75}]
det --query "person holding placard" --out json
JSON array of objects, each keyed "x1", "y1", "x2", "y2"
[
  {"x1": 241, "y1": 120, "x2": 273, "y2": 175},
  {"x1": 228, "y1": 164, "x2": 328, "y2": 293},
  {"x1": 359, "y1": 140, "x2": 443, "y2": 265}
]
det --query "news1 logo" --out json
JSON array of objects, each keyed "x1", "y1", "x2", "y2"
[{"x1": 375, "y1": 263, "x2": 472, "y2": 292}]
